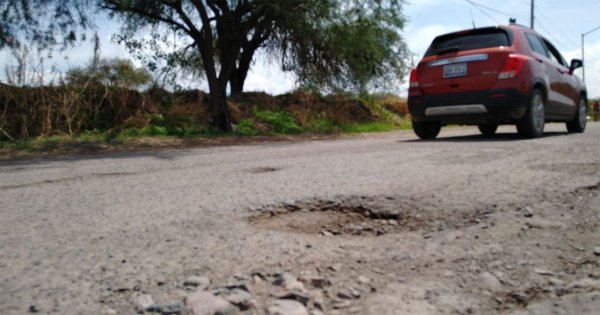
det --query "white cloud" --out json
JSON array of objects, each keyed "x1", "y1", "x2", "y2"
[
  {"x1": 564, "y1": 38, "x2": 600, "y2": 99},
  {"x1": 404, "y1": 24, "x2": 464, "y2": 58},
  {"x1": 243, "y1": 63, "x2": 296, "y2": 95}
]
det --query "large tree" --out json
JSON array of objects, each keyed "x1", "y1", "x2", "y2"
[
  {"x1": 2, "y1": 0, "x2": 409, "y2": 132},
  {"x1": 102, "y1": 0, "x2": 409, "y2": 131}
]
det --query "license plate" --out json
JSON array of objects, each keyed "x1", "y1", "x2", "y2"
[{"x1": 443, "y1": 63, "x2": 467, "y2": 78}]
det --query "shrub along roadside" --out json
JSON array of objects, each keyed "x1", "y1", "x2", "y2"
[{"x1": 0, "y1": 90, "x2": 411, "y2": 153}]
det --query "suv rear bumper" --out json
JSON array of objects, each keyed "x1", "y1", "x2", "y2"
[{"x1": 408, "y1": 89, "x2": 530, "y2": 124}]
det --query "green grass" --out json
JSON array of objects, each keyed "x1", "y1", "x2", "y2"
[
  {"x1": 339, "y1": 121, "x2": 412, "y2": 133},
  {"x1": 1, "y1": 113, "x2": 413, "y2": 154},
  {"x1": 0, "y1": 135, "x2": 78, "y2": 151},
  {"x1": 254, "y1": 110, "x2": 302, "y2": 134}
]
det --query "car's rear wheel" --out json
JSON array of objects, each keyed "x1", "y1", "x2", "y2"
[
  {"x1": 412, "y1": 121, "x2": 441, "y2": 139},
  {"x1": 566, "y1": 96, "x2": 587, "y2": 133},
  {"x1": 517, "y1": 89, "x2": 545, "y2": 138},
  {"x1": 478, "y1": 124, "x2": 498, "y2": 136}
]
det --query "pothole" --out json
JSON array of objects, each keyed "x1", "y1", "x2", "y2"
[{"x1": 249, "y1": 195, "x2": 492, "y2": 236}]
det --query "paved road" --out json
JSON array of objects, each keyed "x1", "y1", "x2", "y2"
[{"x1": 2, "y1": 123, "x2": 600, "y2": 314}]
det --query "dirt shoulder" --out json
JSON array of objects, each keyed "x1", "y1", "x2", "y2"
[{"x1": 0, "y1": 133, "x2": 349, "y2": 161}]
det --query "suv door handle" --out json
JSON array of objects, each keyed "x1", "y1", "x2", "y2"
[{"x1": 535, "y1": 58, "x2": 544, "y2": 63}]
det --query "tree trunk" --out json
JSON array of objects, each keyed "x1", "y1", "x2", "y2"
[
  {"x1": 207, "y1": 79, "x2": 233, "y2": 132},
  {"x1": 229, "y1": 69, "x2": 247, "y2": 95}
]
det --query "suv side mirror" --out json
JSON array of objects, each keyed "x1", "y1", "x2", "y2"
[{"x1": 570, "y1": 59, "x2": 583, "y2": 74}]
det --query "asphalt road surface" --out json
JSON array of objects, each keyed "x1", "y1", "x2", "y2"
[{"x1": 2, "y1": 123, "x2": 600, "y2": 315}]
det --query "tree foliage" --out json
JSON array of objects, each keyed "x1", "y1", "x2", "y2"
[
  {"x1": 67, "y1": 58, "x2": 151, "y2": 90},
  {"x1": 0, "y1": 0, "x2": 91, "y2": 50},
  {"x1": 102, "y1": 0, "x2": 409, "y2": 131}
]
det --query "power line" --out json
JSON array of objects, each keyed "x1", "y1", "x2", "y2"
[
  {"x1": 463, "y1": 0, "x2": 503, "y2": 24},
  {"x1": 535, "y1": 8, "x2": 579, "y2": 50},
  {"x1": 464, "y1": 0, "x2": 528, "y2": 21},
  {"x1": 535, "y1": 23, "x2": 571, "y2": 52}
]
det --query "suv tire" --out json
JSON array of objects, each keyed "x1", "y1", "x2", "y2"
[
  {"x1": 566, "y1": 96, "x2": 587, "y2": 133},
  {"x1": 478, "y1": 124, "x2": 498, "y2": 136},
  {"x1": 413, "y1": 121, "x2": 441, "y2": 139},
  {"x1": 517, "y1": 89, "x2": 545, "y2": 138}
]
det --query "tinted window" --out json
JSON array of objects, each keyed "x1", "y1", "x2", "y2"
[
  {"x1": 542, "y1": 38, "x2": 568, "y2": 67},
  {"x1": 525, "y1": 33, "x2": 549, "y2": 57},
  {"x1": 425, "y1": 28, "x2": 511, "y2": 56}
]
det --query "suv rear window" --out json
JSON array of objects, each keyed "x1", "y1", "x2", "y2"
[{"x1": 425, "y1": 28, "x2": 511, "y2": 56}]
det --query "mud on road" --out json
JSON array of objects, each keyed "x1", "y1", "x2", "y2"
[{"x1": 1, "y1": 123, "x2": 600, "y2": 315}]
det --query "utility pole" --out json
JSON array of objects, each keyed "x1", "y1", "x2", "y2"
[
  {"x1": 582, "y1": 25, "x2": 600, "y2": 82},
  {"x1": 530, "y1": 0, "x2": 535, "y2": 29}
]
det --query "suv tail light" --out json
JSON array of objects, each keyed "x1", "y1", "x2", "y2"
[
  {"x1": 498, "y1": 54, "x2": 527, "y2": 80},
  {"x1": 409, "y1": 68, "x2": 419, "y2": 88}
]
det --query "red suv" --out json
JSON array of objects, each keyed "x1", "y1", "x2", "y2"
[{"x1": 408, "y1": 23, "x2": 587, "y2": 139}]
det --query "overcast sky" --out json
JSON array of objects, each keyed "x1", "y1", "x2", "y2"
[{"x1": 1, "y1": 0, "x2": 600, "y2": 98}]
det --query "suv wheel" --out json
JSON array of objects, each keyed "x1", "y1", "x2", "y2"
[
  {"x1": 517, "y1": 89, "x2": 545, "y2": 138},
  {"x1": 478, "y1": 124, "x2": 498, "y2": 136},
  {"x1": 566, "y1": 97, "x2": 587, "y2": 133},
  {"x1": 412, "y1": 121, "x2": 441, "y2": 139}
]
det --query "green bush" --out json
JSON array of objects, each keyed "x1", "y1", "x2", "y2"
[
  {"x1": 306, "y1": 115, "x2": 337, "y2": 133},
  {"x1": 234, "y1": 119, "x2": 259, "y2": 136},
  {"x1": 255, "y1": 110, "x2": 302, "y2": 134}
]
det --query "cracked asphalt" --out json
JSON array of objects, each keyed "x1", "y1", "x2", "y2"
[{"x1": 1, "y1": 123, "x2": 600, "y2": 314}]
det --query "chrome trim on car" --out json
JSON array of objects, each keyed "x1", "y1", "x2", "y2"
[
  {"x1": 428, "y1": 54, "x2": 489, "y2": 67},
  {"x1": 425, "y1": 105, "x2": 488, "y2": 116}
]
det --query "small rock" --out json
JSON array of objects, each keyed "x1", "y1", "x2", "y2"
[
  {"x1": 337, "y1": 288, "x2": 358, "y2": 300},
  {"x1": 285, "y1": 280, "x2": 306, "y2": 292},
  {"x1": 274, "y1": 272, "x2": 297, "y2": 286},
  {"x1": 308, "y1": 291, "x2": 325, "y2": 310},
  {"x1": 510, "y1": 291, "x2": 528, "y2": 305},
  {"x1": 132, "y1": 294, "x2": 155, "y2": 311},
  {"x1": 278, "y1": 291, "x2": 310, "y2": 306},
  {"x1": 357, "y1": 275, "x2": 370, "y2": 284},
  {"x1": 253, "y1": 274, "x2": 264, "y2": 285},
  {"x1": 329, "y1": 264, "x2": 343, "y2": 272},
  {"x1": 479, "y1": 272, "x2": 503, "y2": 292},
  {"x1": 523, "y1": 206, "x2": 534, "y2": 217},
  {"x1": 332, "y1": 300, "x2": 353, "y2": 309},
  {"x1": 594, "y1": 247, "x2": 600, "y2": 256},
  {"x1": 185, "y1": 291, "x2": 238, "y2": 315},
  {"x1": 212, "y1": 282, "x2": 252, "y2": 295},
  {"x1": 146, "y1": 303, "x2": 183, "y2": 314},
  {"x1": 266, "y1": 299, "x2": 309, "y2": 315},
  {"x1": 184, "y1": 276, "x2": 211, "y2": 289},
  {"x1": 308, "y1": 277, "x2": 331, "y2": 289},
  {"x1": 320, "y1": 230, "x2": 333, "y2": 237},
  {"x1": 222, "y1": 289, "x2": 255, "y2": 310}
]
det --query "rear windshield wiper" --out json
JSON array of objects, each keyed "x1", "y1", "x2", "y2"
[{"x1": 436, "y1": 45, "x2": 460, "y2": 55}]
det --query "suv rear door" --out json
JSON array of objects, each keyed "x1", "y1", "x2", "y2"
[
  {"x1": 540, "y1": 38, "x2": 578, "y2": 116},
  {"x1": 524, "y1": 33, "x2": 564, "y2": 116},
  {"x1": 417, "y1": 28, "x2": 512, "y2": 95}
]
